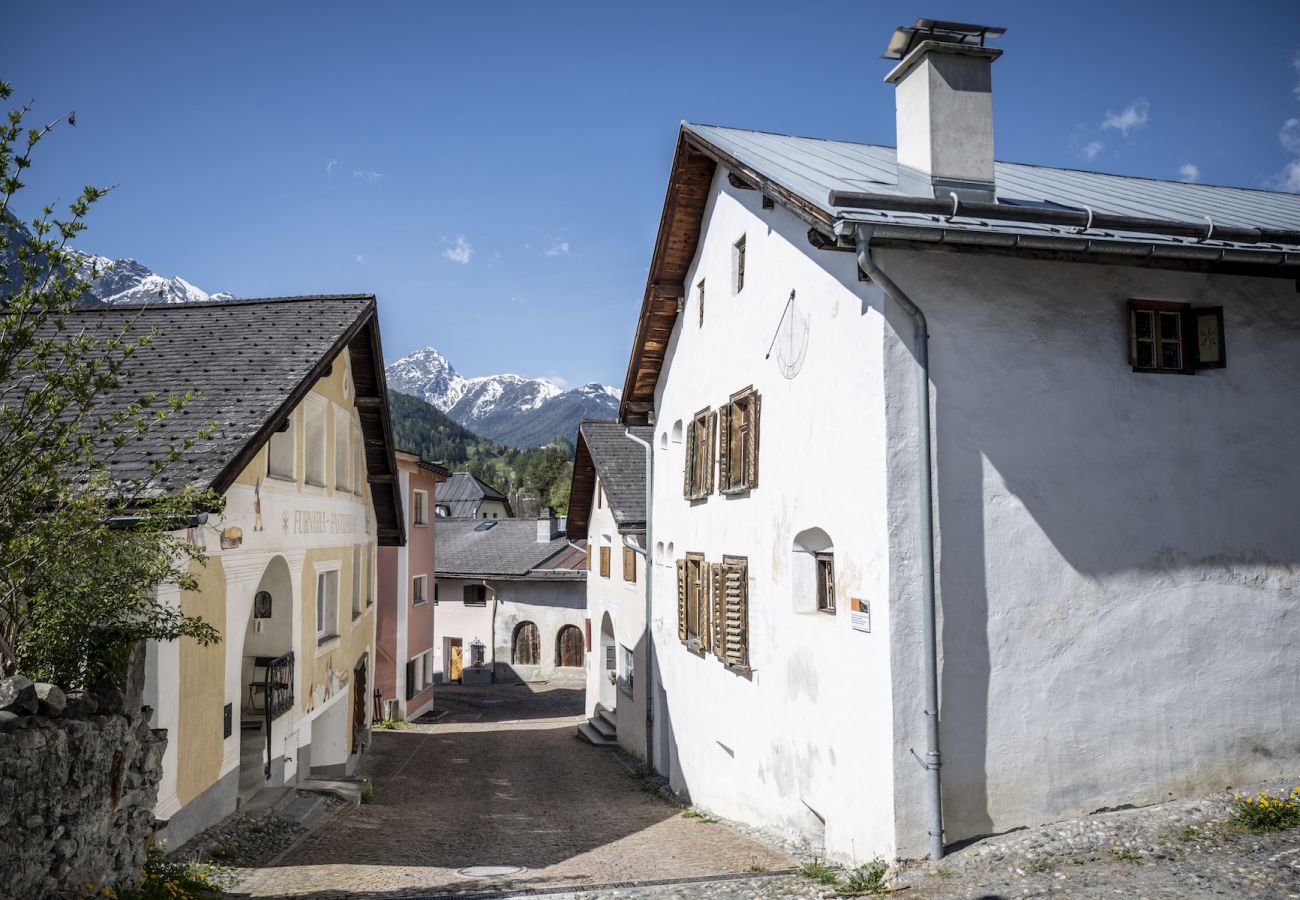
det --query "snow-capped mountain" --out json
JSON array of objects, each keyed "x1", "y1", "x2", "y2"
[
  {"x1": 72, "y1": 252, "x2": 236, "y2": 305},
  {"x1": 386, "y1": 347, "x2": 621, "y2": 447}
]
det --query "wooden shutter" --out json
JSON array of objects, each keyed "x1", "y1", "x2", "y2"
[
  {"x1": 722, "y1": 556, "x2": 748, "y2": 669},
  {"x1": 1190, "y1": 307, "x2": 1226, "y2": 369},
  {"x1": 684, "y1": 420, "x2": 696, "y2": 498},
  {"x1": 704, "y1": 412, "x2": 717, "y2": 495},
  {"x1": 676, "y1": 559, "x2": 687, "y2": 641},
  {"x1": 711, "y1": 562, "x2": 726, "y2": 657},
  {"x1": 623, "y1": 546, "x2": 637, "y2": 583},
  {"x1": 599, "y1": 546, "x2": 611, "y2": 578},
  {"x1": 717, "y1": 403, "x2": 731, "y2": 491},
  {"x1": 585, "y1": 544, "x2": 592, "y2": 570},
  {"x1": 747, "y1": 392, "x2": 761, "y2": 490}
]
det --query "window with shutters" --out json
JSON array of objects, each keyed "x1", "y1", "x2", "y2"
[
  {"x1": 720, "y1": 387, "x2": 761, "y2": 493},
  {"x1": 682, "y1": 408, "x2": 716, "y2": 500},
  {"x1": 599, "y1": 545, "x2": 611, "y2": 578},
  {"x1": 622, "y1": 546, "x2": 637, "y2": 583},
  {"x1": 1127, "y1": 299, "x2": 1226, "y2": 374},
  {"x1": 815, "y1": 553, "x2": 835, "y2": 613},
  {"x1": 677, "y1": 554, "x2": 708, "y2": 650}
]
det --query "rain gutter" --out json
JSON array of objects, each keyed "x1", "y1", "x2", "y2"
[{"x1": 839, "y1": 220, "x2": 944, "y2": 861}]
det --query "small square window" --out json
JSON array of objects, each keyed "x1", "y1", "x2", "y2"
[
  {"x1": 464, "y1": 584, "x2": 487, "y2": 606},
  {"x1": 413, "y1": 574, "x2": 428, "y2": 605},
  {"x1": 1128, "y1": 300, "x2": 1199, "y2": 374},
  {"x1": 815, "y1": 553, "x2": 836, "y2": 614}
]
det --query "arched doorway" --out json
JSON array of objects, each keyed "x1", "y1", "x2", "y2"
[
  {"x1": 556, "y1": 624, "x2": 585, "y2": 669},
  {"x1": 512, "y1": 621, "x2": 540, "y2": 665},
  {"x1": 238, "y1": 556, "x2": 295, "y2": 803},
  {"x1": 597, "y1": 612, "x2": 616, "y2": 710}
]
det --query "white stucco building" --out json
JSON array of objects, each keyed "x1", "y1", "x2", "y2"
[
  {"x1": 432, "y1": 514, "x2": 587, "y2": 685},
  {"x1": 616, "y1": 21, "x2": 1300, "y2": 863},
  {"x1": 565, "y1": 421, "x2": 653, "y2": 756}
]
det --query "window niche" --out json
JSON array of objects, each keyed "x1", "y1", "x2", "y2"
[
  {"x1": 304, "y1": 401, "x2": 327, "y2": 487},
  {"x1": 792, "y1": 527, "x2": 835, "y2": 616},
  {"x1": 1127, "y1": 299, "x2": 1226, "y2": 374},
  {"x1": 267, "y1": 413, "x2": 295, "y2": 480}
]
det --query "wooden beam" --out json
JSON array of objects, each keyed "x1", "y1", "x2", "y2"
[
  {"x1": 354, "y1": 395, "x2": 384, "y2": 408},
  {"x1": 728, "y1": 171, "x2": 757, "y2": 190},
  {"x1": 651, "y1": 281, "x2": 685, "y2": 299},
  {"x1": 367, "y1": 473, "x2": 394, "y2": 484}
]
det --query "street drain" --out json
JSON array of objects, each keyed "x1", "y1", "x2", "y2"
[{"x1": 457, "y1": 866, "x2": 525, "y2": 878}]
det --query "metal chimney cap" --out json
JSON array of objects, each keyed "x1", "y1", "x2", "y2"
[{"x1": 882, "y1": 18, "x2": 1005, "y2": 60}]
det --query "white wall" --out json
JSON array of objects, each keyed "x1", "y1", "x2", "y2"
[
  {"x1": 648, "y1": 170, "x2": 898, "y2": 860},
  {"x1": 492, "y1": 578, "x2": 587, "y2": 682},
  {"x1": 432, "y1": 580, "x2": 496, "y2": 679},
  {"x1": 583, "y1": 482, "x2": 650, "y2": 759},
  {"x1": 877, "y1": 249, "x2": 1300, "y2": 855}
]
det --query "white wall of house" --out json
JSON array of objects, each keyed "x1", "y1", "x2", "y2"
[
  {"x1": 582, "y1": 482, "x2": 649, "y2": 759},
  {"x1": 433, "y1": 576, "x2": 586, "y2": 682},
  {"x1": 648, "y1": 170, "x2": 898, "y2": 860},
  {"x1": 877, "y1": 248, "x2": 1300, "y2": 857},
  {"x1": 646, "y1": 165, "x2": 1300, "y2": 862}
]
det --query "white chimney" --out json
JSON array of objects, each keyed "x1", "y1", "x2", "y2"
[
  {"x1": 883, "y1": 19, "x2": 1004, "y2": 202},
  {"x1": 536, "y1": 507, "x2": 557, "y2": 542}
]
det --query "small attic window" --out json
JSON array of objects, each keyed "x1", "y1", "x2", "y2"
[
  {"x1": 475, "y1": 521, "x2": 496, "y2": 532},
  {"x1": 732, "y1": 236, "x2": 746, "y2": 293}
]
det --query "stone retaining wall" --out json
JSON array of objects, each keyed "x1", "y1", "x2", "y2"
[{"x1": 0, "y1": 675, "x2": 166, "y2": 898}]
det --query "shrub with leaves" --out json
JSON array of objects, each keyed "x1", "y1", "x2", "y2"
[
  {"x1": 0, "y1": 82, "x2": 221, "y2": 687},
  {"x1": 1232, "y1": 788, "x2": 1300, "y2": 833}
]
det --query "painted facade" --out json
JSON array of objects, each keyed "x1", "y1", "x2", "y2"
[
  {"x1": 631, "y1": 129, "x2": 1300, "y2": 862},
  {"x1": 376, "y1": 452, "x2": 447, "y2": 720},
  {"x1": 147, "y1": 347, "x2": 395, "y2": 848}
]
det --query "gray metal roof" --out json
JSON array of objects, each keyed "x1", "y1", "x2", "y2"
[
  {"x1": 686, "y1": 123, "x2": 1300, "y2": 256},
  {"x1": 435, "y1": 518, "x2": 583, "y2": 579},
  {"x1": 435, "y1": 472, "x2": 511, "y2": 519}
]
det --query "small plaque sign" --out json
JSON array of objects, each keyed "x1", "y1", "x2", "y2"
[{"x1": 850, "y1": 597, "x2": 871, "y2": 634}]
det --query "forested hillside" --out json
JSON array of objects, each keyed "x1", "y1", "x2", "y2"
[{"x1": 387, "y1": 390, "x2": 576, "y2": 514}]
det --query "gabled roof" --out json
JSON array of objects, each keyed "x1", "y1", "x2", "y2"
[
  {"x1": 620, "y1": 123, "x2": 1300, "y2": 420},
  {"x1": 57, "y1": 295, "x2": 406, "y2": 545},
  {"x1": 434, "y1": 518, "x2": 584, "y2": 580},
  {"x1": 435, "y1": 472, "x2": 513, "y2": 519},
  {"x1": 566, "y1": 420, "x2": 652, "y2": 540},
  {"x1": 395, "y1": 449, "x2": 451, "y2": 479}
]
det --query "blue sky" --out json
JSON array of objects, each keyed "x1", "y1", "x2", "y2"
[{"x1": 8, "y1": 1, "x2": 1300, "y2": 389}]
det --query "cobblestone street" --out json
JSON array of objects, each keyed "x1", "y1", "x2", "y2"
[{"x1": 228, "y1": 683, "x2": 794, "y2": 898}]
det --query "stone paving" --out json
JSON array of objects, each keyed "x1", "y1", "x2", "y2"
[{"x1": 228, "y1": 683, "x2": 794, "y2": 898}]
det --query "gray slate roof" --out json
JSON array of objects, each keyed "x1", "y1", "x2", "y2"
[
  {"x1": 38, "y1": 295, "x2": 406, "y2": 543},
  {"x1": 435, "y1": 472, "x2": 512, "y2": 519},
  {"x1": 435, "y1": 518, "x2": 582, "y2": 579},
  {"x1": 566, "y1": 421, "x2": 651, "y2": 540},
  {"x1": 687, "y1": 123, "x2": 1300, "y2": 256}
]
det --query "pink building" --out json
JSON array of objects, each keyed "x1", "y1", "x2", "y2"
[{"x1": 376, "y1": 451, "x2": 449, "y2": 720}]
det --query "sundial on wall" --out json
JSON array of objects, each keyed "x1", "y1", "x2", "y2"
[{"x1": 769, "y1": 289, "x2": 810, "y2": 379}]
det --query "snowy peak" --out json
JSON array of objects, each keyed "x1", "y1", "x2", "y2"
[
  {"x1": 384, "y1": 347, "x2": 620, "y2": 447},
  {"x1": 71, "y1": 250, "x2": 235, "y2": 306}
]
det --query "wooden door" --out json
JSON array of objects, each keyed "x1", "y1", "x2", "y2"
[
  {"x1": 556, "y1": 625, "x2": 584, "y2": 667},
  {"x1": 351, "y1": 656, "x2": 367, "y2": 749},
  {"x1": 450, "y1": 640, "x2": 463, "y2": 682}
]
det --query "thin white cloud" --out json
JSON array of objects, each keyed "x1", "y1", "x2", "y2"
[
  {"x1": 1101, "y1": 99, "x2": 1150, "y2": 136},
  {"x1": 351, "y1": 169, "x2": 384, "y2": 182},
  {"x1": 443, "y1": 235, "x2": 473, "y2": 265},
  {"x1": 326, "y1": 159, "x2": 339, "y2": 176},
  {"x1": 1293, "y1": 50, "x2": 1300, "y2": 98},
  {"x1": 1280, "y1": 118, "x2": 1300, "y2": 155},
  {"x1": 355, "y1": 254, "x2": 365, "y2": 265},
  {"x1": 545, "y1": 240, "x2": 571, "y2": 257},
  {"x1": 540, "y1": 373, "x2": 569, "y2": 389},
  {"x1": 1177, "y1": 163, "x2": 1200, "y2": 183},
  {"x1": 1080, "y1": 141, "x2": 1105, "y2": 161}
]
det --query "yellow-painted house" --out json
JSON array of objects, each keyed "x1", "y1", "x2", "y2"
[{"x1": 73, "y1": 295, "x2": 406, "y2": 848}]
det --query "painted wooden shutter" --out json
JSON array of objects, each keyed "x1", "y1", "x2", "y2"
[
  {"x1": 684, "y1": 420, "x2": 696, "y2": 498},
  {"x1": 717, "y1": 403, "x2": 731, "y2": 491},
  {"x1": 722, "y1": 557, "x2": 748, "y2": 669},
  {"x1": 747, "y1": 392, "x2": 761, "y2": 490},
  {"x1": 676, "y1": 559, "x2": 687, "y2": 641}
]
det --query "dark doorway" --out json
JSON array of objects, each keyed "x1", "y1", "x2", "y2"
[
  {"x1": 513, "y1": 621, "x2": 541, "y2": 665},
  {"x1": 352, "y1": 654, "x2": 368, "y2": 752},
  {"x1": 556, "y1": 624, "x2": 584, "y2": 667}
]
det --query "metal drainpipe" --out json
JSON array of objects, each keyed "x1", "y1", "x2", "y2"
[
  {"x1": 850, "y1": 223, "x2": 944, "y2": 861},
  {"x1": 622, "y1": 427, "x2": 656, "y2": 769}
]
